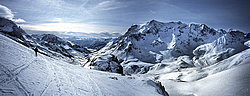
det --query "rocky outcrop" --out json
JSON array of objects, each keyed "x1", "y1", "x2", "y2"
[{"x1": 0, "y1": 17, "x2": 27, "y2": 40}]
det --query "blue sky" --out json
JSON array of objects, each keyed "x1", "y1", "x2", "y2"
[{"x1": 0, "y1": 0, "x2": 249, "y2": 33}]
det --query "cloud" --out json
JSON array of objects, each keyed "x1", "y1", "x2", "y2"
[
  {"x1": 19, "y1": 22, "x2": 126, "y2": 33},
  {"x1": 149, "y1": 10, "x2": 156, "y2": 14},
  {"x1": 0, "y1": 4, "x2": 25, "y2": 23},
  {"x1": 0, "y1": 5, "x2": 14, "y2": 20},
  {"x1": 95, "y1": 0, "x2": 126, "y2": 11},
  {"x1": 50, "y1": 18, "x2": 63, "y2": 23},
  {"x1": 13, "y1": 18, "x2": 26, "y2": 23}
]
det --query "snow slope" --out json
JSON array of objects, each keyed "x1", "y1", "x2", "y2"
[
  {"x1": 0, "y1": 34, "x2": 168, "y2": 96},
  {"x1": 146, "y1": 47, "x2": 250, "y2": 96}
]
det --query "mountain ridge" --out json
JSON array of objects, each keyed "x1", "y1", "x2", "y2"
[
  {"x1": 85, "y1": 20, "x2": 249, "y2": 74},
  {"x1": 0, "y1": 17, "x2": 89, "y2": 65}
]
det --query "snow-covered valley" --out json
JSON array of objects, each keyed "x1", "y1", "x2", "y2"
[{"x1": 0, "y1": 17, "x2": 250, "y2": 96}]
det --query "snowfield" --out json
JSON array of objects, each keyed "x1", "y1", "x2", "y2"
[
  {"x1": 155, "y1": 61, "x2": 250, "y2": 96},
  {"x1": 146, "y1": 48, "x2": 250, "y2": 96},
  {"x1": 0, "y1": 34, "x2": 167, "y2": 96}
]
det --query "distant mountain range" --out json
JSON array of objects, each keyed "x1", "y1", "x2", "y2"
[
  {"x1": 25, "y1": 30, "x2": 121, "y2": 39},
  {"x1": 25, "y1": 28, "x2": 121, "y2": 51}
]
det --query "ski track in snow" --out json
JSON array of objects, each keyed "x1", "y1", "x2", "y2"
[
  {"x1": 87, "y1": 74, "x2": 103, "y2": 96},
  {"x1": 0, "y1": 61, "x2": 30, "y2": 96}
]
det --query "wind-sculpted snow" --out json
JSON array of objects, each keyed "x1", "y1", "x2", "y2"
[
  {"x1": 0, "y1": 34, "x2": 168, "y2": 96},
  {"x1": 192, "y1": 31, "x2": 249, "y2": 67},
  {"x1": 146, "y1": 48, "x2": 250, "y2": 96},
  {"x1": 86, "y1": 20, "x2": 249, "y2": 74}
]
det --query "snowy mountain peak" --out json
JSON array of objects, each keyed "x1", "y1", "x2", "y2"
[
  {"x1": 118, "y1": 20, "x2": 227, "y2": 60},
  {"x1": 86, "y1": 20, "x2": 250, "y2": 74},
  {"x1": 148, "y1": 19, "x2": 165, "y2": 25}
]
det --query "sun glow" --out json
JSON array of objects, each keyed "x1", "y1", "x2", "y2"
[{"x1": 19, "y1": 22, "x2": 124, "y2": 33}]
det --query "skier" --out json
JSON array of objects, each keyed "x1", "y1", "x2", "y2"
[{"x1": 34, "y1": 47, "x2": 39, "y2": 57}]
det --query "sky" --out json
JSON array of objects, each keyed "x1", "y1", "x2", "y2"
[{"x1": 0, "y1": 0, "x2": 250, "y2": 34}]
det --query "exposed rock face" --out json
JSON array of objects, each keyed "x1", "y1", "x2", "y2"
[
  {"x1": 88, "y1": 54, "x2": 123, "y2": 74},
  {"x1": 147, "y1": 80, "x2": 169, "y2": 96},
  {"x1": 0, "y1": 17, "x2": 26, "y2": 40}
]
